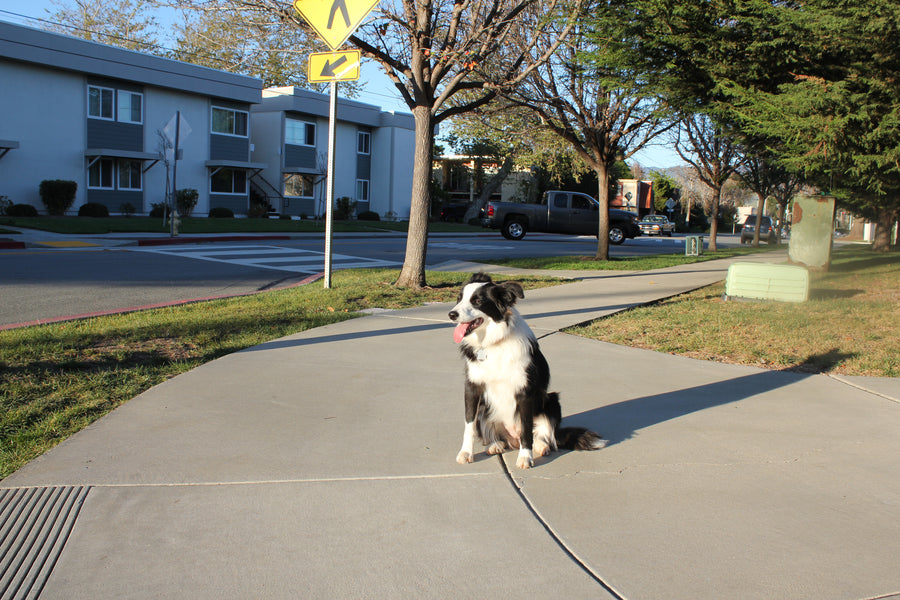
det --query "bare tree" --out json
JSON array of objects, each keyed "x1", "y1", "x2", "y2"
[
  {"x1": 504, "y1": 24, "x2": 672, "y2": 260},
  {"x1": 343, "y1": 0, "x2": 580, "y2": 287},
  {"x1": 675, "y1": 113, "x2": 744, "y2": 252},
  {"x1": 44, "y1": 0, "x2": 160, "y2": 51},
  {"x1": 738, "y1": 151, "x2": 802, "y2": 245}
]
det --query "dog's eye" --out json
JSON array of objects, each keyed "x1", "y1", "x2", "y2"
[{"x1": 471, "y1": 296, "x2": 481, "y2": 306}]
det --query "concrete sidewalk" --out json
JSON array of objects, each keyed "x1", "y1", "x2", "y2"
[{"x1": 2, "y1": 256, "x2": 898, "y2": 599}]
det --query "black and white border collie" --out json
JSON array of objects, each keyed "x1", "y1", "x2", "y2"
[{"x1": 449, "y1": 273, "x2": 607, "y2": 469}]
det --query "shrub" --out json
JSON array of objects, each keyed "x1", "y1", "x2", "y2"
[
  {"x1": 357, "y1": 210, "x2": 380, "y2": 221},
  {"x1": 0, "y1": 196, "x2": 11, "y2": 216},
  {"x1": 78, "y1": 202, "x2": 109, "y2": 217},
  {"x1": 39, "y1": 180, "x2": 77, "y2": 215},
  {"x1": 335, "y1": 197, "x2": 357, "y2": 220},
  {"x1": 209, "y1": 207, "x2": 234, "y2": 218},
  {"x1": 279, "y1": 214, "x2": 292, "y2": 220},
  {"x1": 6, "y1": 203, "x2": 38, "y2": 217},
  {"x1": 119, "y1": 202, "x2": 136, "y2": 217},
  {"x1": 149, "y1": 202, "x2": 168, "y2": 219},
  {"x1": 175, "y1": 188, "x2": 199, "y2": 217}
]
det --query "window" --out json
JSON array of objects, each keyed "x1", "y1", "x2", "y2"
[
  {"x1": 285, "y1": 118, "x2": 316, "y2": 146},
  {"x1": 572, "y1": 195, "x2": 592, "y2": 210},
  {"x1": 356, "y1": 179, "x2": 370, "y2": 202},
  {"x1": 211, "y1": 168, "x2": 247, "y2": 194},
  {"x1": 118, "y1": 160, "x2": 142, "y2": 190},
  {"x1": 357, "y1": 131, "x2": 371, "y2": 154},
  {"x1": 88, "y1": 158, "x2": 115, "y2": 189},
  {"x1": 553, "y1": 193, "x2": 568, "y2": 208},
  {"x1": 88, "y1": 86, "x2": 114, "y2": 120},
  {"x1": 211, "y1": 107, "x2": 249, "y2": 137},
  {"x1": 283, "y1": 173, "x2": 315, "y2": 198},
  {"x1": 117, "y1": 91, "x2": 142, "y2": 124}
]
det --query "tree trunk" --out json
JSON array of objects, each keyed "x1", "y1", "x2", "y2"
[
  {"x1": 708, "y1": 188, "x2": 721, "y2": 252},
  {"x1": 594, "y1": 163, "x2": 611, "y2": 260},
  {"x1": 462, "y1": 155, "x2": 514, "y2": 222},
  {"x1": 394, "y1": 106, "x2": 434, "y2": 289},
  {"x1": 752, "y1": 192, "x2": 766, "y2": 247},
  {"x1": 872, "y1": 206, "x2": 898, "y2": 252}
]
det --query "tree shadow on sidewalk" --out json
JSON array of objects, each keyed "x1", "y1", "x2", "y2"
[{"x1": 561, "y1": 350, "x2": 855, "y2": 447}]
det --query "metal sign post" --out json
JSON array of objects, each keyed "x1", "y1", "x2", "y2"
[
  {"x1": 324, "y1": 81, "x2": 338, "y2": 288},
  {"x1": 293, "y1": 0, "x2": 379, "y2": 288}
]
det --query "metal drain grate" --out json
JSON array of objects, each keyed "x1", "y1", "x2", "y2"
[{"x1": 1, "y1": 486, "x2": 91, "y2": 599}]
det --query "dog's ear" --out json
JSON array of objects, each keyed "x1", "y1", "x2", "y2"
[
  {"x1": 492, "y1": 281, "x2": 524, "y2": 310},
  {"x1": 468, "y1": 272, "x2": 493, "y2": 285}
]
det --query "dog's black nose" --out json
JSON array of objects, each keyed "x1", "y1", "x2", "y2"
[{"x1": 448, "y1": 310, "x2": 458, "y2": 322}]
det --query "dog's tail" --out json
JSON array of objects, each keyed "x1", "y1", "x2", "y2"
[{"x1": 556, "y1": 427, "x2": 608, "y2": 451}]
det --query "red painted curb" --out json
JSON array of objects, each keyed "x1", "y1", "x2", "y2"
[
  {"x1": 0, "y1": 272, "x2": 326, "y2": 331},
  {"x1": 137, "y1": 235, "x2": 291, "y2": 246},
  {"x1": 0, "y1": 240, "x2": 26, "y2": 249}
]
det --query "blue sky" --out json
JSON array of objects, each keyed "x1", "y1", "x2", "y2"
[{"x1": 1, "y1": 0, "x2": 682, "y2": 168}]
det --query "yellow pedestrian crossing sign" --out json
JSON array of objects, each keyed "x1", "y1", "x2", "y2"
[
  {"x1": 293, "y1": 0, "x2": 380, "y2": 51},
  {"x1": 308, "y1": 50, "x2": 361, "y2": 83}
]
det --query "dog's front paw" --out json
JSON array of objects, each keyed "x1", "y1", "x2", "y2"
[
  {"x1": 456, "y1": 450, "x2": 474, "y2": 464},
  {"x1": 516, "y1": 450, "x2": 534, "y2": 469}
]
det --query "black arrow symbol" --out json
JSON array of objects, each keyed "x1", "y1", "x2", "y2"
[{"x1": 320, "y1": 55, "x2": 349, "y2": 78}]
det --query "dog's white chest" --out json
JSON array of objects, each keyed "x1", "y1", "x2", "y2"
[{"x1": 466, "y1": 336, "x2": 531, "y2": 426}]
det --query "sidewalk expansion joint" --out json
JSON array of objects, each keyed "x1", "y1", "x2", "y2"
[
  {"x1": 827, "y1": 374, "x2": 900, "y2": 405},
  {"x1": 498, "y1": 457, "x2": 628, "y2": 600},
  {"x1": 7, "y1": 472, "x2": 503, "y2": 490}
]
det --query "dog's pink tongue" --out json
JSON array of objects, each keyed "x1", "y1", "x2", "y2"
[{"x1": 453, "y1": 322, "x2": 469, "y2": 344}]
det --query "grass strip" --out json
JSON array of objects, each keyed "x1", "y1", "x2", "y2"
[
  {"x1": 0, "y1": 216, "x2": 482, "y2": 235},
  {"x1": 0, "y1": 269, "x2": 560, "y2": 479},
  {"x1": 568, "y1": 246, "x2": 899, "y2": 377}
]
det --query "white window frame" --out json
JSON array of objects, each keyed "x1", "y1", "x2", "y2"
[
  {"x1": 357, "y1": 131, "x2": 371, "y2": 155},
  {"x1": 117, "y1": 91, "x2": 143, "y2": 124},
  {"x1": 210, "y1": 168, "x2": 248, "y2": 195},
  {"x1": 356, "y1": 179, "x2": 370, "y2": 202},
  {"x1": 283, "y1": 173, "x2": 315, "y2": 198},
  {"x1": 88, "y1": 158, "x2": 115, "y2": 189},
  {"x1": 285, "y1": 118, "x2": 316, "y2": 147},
  {"x1": 117, "y1": 159, "x2": 143, "y2": 190},
  {"x1": 211, "y1": 107, "x2": 249, "y2": 138},
  {"x1": 87, "y1": 85, "x2": 115, "y2": 120}
]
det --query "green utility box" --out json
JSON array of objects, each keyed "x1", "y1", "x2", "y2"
[
  {"x1": 725, "y1": 262, "x2": 810, "y2": 303},
  {"x1": 685, "y1": 235, "x2": 704, "y2": 256}
]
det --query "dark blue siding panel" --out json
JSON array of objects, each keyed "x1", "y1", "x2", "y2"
[
  {"x1": 284, "y1": 144, "x2": 317, "y2": 170},
  {"x1": 210, "y1": 134, "x2": 249, "y2": 161},
  {"x1": 210, "y1": 194, "x2": 249, "y2": 215},
  {"x1": 87, "y1": 120, "x2": 143, "y2": 151}
]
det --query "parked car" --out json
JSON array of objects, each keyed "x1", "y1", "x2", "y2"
[
  {"x1": 639, "y1": 214, "x2": 675, "y2": 236},
  {"x1": 481, "y1": 190, "x2": 641, "y2": 244},
  {"x1": 741, "y1": 215, "x2": 777, "y2": 244},
  {"x1": 439, "y1": 202, "x2": 469, "y2": 222}
]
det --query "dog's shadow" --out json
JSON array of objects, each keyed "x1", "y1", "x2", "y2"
[{"x1": 531, "y1": 355, "x2": 852, "y2": 465}]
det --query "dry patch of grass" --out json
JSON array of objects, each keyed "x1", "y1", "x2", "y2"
[{"x1": 569, "y1": 246, "x2": 899, "y2": 376}]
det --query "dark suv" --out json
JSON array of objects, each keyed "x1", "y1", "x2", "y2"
[{"x1": 741, "y1": 216, "x2": 777, "y2": 244}]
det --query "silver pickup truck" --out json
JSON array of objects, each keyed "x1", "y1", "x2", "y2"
[{"x1": 481, "y1": 190, "x2": 641, "y2": 243}]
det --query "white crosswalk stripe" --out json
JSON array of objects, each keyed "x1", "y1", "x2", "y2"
[{"x1": 134, "y1": 244, "x2": 398, "y2": 274}]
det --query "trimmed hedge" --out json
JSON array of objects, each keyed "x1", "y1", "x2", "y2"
[
  {"x1": 39, "y1": 180, "x2": 77, "y2": 215},
  {"x1": 208, "y1": 207, "x2": 234, "y2": 218},
  {"x1": 6, "y1": 203, "x2": 39, "y2": 217},
  {"x1": 78, "y1": 202, "x2": 110, "y2": 217}
]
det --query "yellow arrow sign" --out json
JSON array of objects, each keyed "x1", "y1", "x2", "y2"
[
  {"x1": 293, "y1": 0, "x2": 380, "y2": 51},
  {"x1": 308, "y1": 50, "x2": 361, "y2": 83}
]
